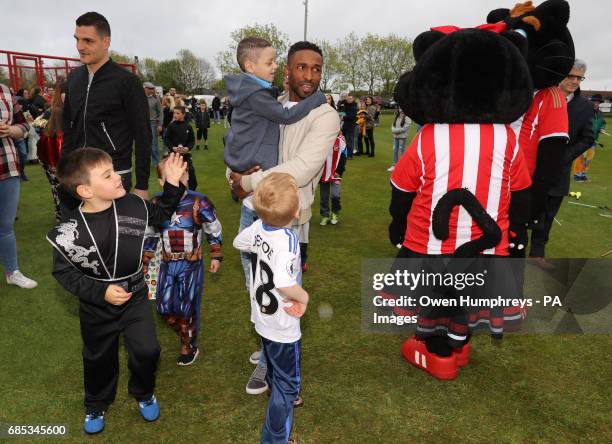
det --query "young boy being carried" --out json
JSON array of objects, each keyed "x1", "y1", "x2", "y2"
[
  {"x1": 223, "y1": 36, "x2": 326, "y2": 175},
  {"x1": 153, "y1": 155, "x2": 223, "y2": 366},
  {"x1": 233, "y1": 173, "x2": 308, "y2": 444},
  {"x1": 47, "y1": 149, "x2": 187, "y2": 434}
]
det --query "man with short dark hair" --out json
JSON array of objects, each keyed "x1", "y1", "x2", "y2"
[
  {"x1": 230, "y1": 42, "x2": 340, "y2": 410},
  {"x1": 60, "y1": 11, "x2": 151, "y2": 215}
]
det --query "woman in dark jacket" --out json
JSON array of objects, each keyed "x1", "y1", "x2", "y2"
[{"x1": 364, "y1": 96, "x2": 378, "y2": 157}]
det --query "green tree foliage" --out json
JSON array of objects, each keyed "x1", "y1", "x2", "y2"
[
  {"x1": 139, "y1": 57, "x2": 159, "y2": 82},
  {"x1": 216, "y1": 23, "x2": 289, "y2": 88},
  {"x1": 154, "y1": 59, "x2": 183, "y2": 92},
  {"x1": 176, "y1": 49, "x2": 216, "y2": 94},
  {"x1": 316, "y1": 40, "x2": 342, "y2": 92},
  {"x1": 336, "y1": 32, "x2": 365, "y2": 93}
]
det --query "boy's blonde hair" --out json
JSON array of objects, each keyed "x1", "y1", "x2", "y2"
[{"x1": 253, "y1": 173, "x2": 300, "y2": 228}]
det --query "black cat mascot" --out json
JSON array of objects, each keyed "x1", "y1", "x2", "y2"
[{"x1": 385, "y1": 0, "x2": 574, "y2": 380}]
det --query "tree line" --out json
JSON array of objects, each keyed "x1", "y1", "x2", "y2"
[{"x1": 2, "y1": 23, "x2": 414, "y2": 96}]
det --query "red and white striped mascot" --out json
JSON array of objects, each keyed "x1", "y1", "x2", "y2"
[{"x1": 386, "y1": 22, "x2": 535, "y2": 379}]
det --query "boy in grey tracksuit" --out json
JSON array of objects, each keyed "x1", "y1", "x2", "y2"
[{"x1": 223, "y1": 37, "x2": 325, "y2": 173}]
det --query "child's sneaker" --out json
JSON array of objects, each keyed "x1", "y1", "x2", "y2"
[
  {"x1": 138, "y1": 395, "x2": 160, "y2": 421},
  {"x1": 246, "y1": 364, "x2": 268, "y2": 395},
  {"x1": 320, "y1": 217, "x2": 330, "y2": 226},
  {"x1": 177, "y1": 348, "x2": 199, "y2": 366},
  {"x1": 387, "y1": 165, "x2": 395, "y2": 172},
  {"x1": 330, "y1": 213, "x2": 338, "y2": 225},
  {"x1": 249, "y1": 349, "x2": 262, "y2": 365},
  {"x1": 83, "y1": 411, "x2": 105, "y2": 434},
  {"x1": 6, "y1": 270, "x2": 38, "y2": 289}
]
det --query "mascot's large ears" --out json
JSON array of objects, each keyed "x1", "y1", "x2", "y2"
[
  {"x1": 487, "y1": 0, "x2": 574, "y2": 88},
  {"x1": 395, "y1": 30, "x2": 445, "y2": 113},
  {"x1": 413, "y1": 30, "x2": 445, "y2": 61},
  {"x1": 487, "y1": 0, "x2": 569, "y2": 33},
  {"x1": 487, "y1": 8, "x2": 511, "y2": 24}
]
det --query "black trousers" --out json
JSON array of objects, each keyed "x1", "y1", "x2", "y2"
[
  {"x1": 364, "y1": 128, "x2": 375, "y2": 156},
  {"x1": 529, "y1": 195, "x2": 564, "y2": 258},
  {"x1": 184, "y1": 155, "x2": 198, "y2": 191},
  {"x1": 80, "y1": 297, "x2": 160, "y2": 412},
  {"x1": 196, "y1": 127, "x2": 208, "y2": 142}
]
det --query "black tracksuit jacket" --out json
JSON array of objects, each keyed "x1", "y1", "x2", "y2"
[{"x1": 62, "y1": 59, "x2": 152, "y2": 190}]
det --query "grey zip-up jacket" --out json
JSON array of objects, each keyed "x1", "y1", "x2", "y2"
[{"x1": 223, "y1": 73, "x2": 326, "y2": 171}]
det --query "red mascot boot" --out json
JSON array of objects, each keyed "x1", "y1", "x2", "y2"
[
  {"x1": 452, "y1": 343, "x2": 471, "y2": 367},
  {"x1": 401, "y1": 336, "x2": 458, "y2": 380}
]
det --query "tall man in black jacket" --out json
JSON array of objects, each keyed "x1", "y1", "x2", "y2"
[
  {"x1": 530, "y1": 59, "x2": 594, "y2": 259},
  {"x1": 60, "y1": 11, "x2": 151, "y2": 214}
]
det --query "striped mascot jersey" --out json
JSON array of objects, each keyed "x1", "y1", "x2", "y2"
[
  {"x1": 391, "y1": 123, "x2": 531, "y2": 256},
  {"x1": 511, "y1": 86, "x2": 569, "y2": 176}
]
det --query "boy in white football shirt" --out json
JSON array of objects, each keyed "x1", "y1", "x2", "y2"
[{"x1": 233, "y1": 173, "x2": 308, "y2": 444}]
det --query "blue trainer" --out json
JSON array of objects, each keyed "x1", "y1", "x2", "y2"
[
  {"x1": 83, "y1": 411, "x2": 105, "y2": 434},
  {"x1": 138, "y1": 395, "x2": 160, "y2": 422}
]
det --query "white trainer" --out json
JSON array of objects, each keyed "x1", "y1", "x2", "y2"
[{"x1": 6, "y1": 270, "x2": 38, "y2": 289}]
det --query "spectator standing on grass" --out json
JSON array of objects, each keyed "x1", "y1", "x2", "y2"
[
  {"x1": 338, "y1": 93, "x2": 358, "y2": 158},
  {"x1": 194, "y1": 99, "x2": 210, "y2": 150},
  {"x1": 222, "y1": 97, "x2": 231, "y2": 128},
  {"x1": 161, "y1": 95, "x2": 173, "y2": 133},
  {"x1": 11, "y1": 92, "x2": 29, "y2": 181},
  {"x1": 529, "y1": 59, "x2": 594, "y2": 261},
  {"x1": 37, "y1": 81, "x2": 66, "y2": 222},
  {"x1": 364, "y1": 96, "x2": 378, "y2": 157},
  {"x1": 144, "y1": 82, "x2": 162, "y2": 166},
  {"x1": 356, "y1": 104, "x2": 367, "y2": 156},
  {"x1": 574, "y1": 93, "x2": 606, "y2": 181},
  {"x1": 164, "y1": 105, "x2": 197, "y2": 190},
  {"x1": 60, "y1": 11, "x2": 152, "y2": 215},
  {"x1": 212, "y1": 94, "x2": 221, "y2": 124},
  {"x1": 0, "y1": 83, "x2": 38, "y2": 289},
  {"x1": 388, "y1": 109, "x2": 411, "y2": 172}
]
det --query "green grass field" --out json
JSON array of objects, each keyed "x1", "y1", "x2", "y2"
[{"x1": 1, "y1": 114, "x2": 611, "y2": 443}]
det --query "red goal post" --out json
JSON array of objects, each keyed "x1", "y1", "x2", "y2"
[{"x1": 0, "y1": 49, "x2": 137, "y2": 91}]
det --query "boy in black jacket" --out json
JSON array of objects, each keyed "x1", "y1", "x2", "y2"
[
  {"x1": 48, "y1": 149, "x2": 187, "y2": 434},
  {"x1": 194, "y1": 100, "x2": 210, "y2": 150},
  {"x1": 164, "y1": 106, "x2": 197, "y2": 190}
]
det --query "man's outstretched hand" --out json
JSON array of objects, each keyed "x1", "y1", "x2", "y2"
[{"x1": 229, "y1": 166, "x2": 261, "y2": 199}]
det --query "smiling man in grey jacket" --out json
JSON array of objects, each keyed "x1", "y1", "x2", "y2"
[{"x1": 230, "y1": 41, "x2": 340, "y2": 398}]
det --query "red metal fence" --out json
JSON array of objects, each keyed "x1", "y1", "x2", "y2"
[{"x1": 0, "y1": 50, "x2": 137, "y2": 91}]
